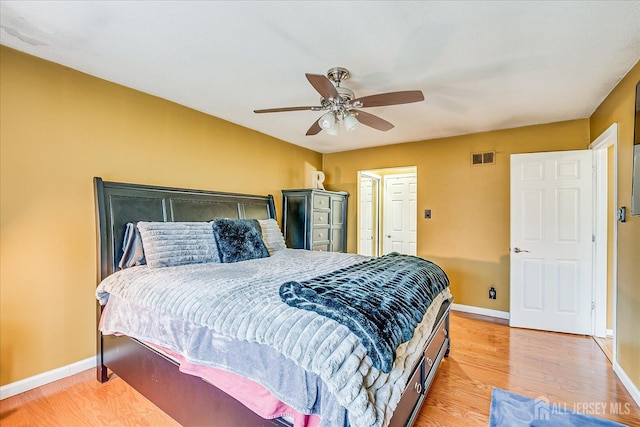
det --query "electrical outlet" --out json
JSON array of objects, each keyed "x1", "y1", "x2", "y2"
[
  {"x1": 489, "y1": 287, "x2": 496, "y2": 300},
  {"x1": 424, "y1": 209, "x2": 431, "y2": 219}
]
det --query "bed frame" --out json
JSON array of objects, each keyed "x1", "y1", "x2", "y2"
[{"x1": 94, "y1": 177, "x2": 451, "y2": 427}]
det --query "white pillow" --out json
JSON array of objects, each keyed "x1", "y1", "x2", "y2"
[
  {"x1": 258, "y1": 219, "x2": 287, "y2": 254},
  {"x1": 136, "y1": 221, "x2": 219, "y2": 267}
]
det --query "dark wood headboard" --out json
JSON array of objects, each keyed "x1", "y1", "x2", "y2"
[{"x1": 94, "y1": 177, "x2": 276, "y2": 283}]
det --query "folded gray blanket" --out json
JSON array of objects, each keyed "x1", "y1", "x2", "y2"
[{"x1": 279, "y1": 252, "x2": 450, "y2": 373}]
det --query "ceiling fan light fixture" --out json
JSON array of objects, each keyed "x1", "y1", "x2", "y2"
[
  {"x1": 318, "y1": 112, "x2": 336, "y2": 130},
  {"x1": 343, "y1": 113, "x2": 359, "y2": 132},
  {"x1": 325, "y1": 124, "x2": 340, "y2": 136}
]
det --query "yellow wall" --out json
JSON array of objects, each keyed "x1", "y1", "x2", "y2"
[
  {"x1": 324, "y1": 120, "x2": 590, "y2": 312},
  {"x1": 0, "y1": 47, "x2": 322, "y2": 386},
  {"x1": 590, "y1": 60, "x2": 640, "y2": 390}
]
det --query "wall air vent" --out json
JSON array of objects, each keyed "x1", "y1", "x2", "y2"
[{"x1": 471, "y1": 151, "x2": 495, "y2": 166}]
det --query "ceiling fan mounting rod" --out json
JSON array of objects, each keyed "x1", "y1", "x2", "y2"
[{"x1": 327, "y1": 67, "x2": 350, "y2": 87}]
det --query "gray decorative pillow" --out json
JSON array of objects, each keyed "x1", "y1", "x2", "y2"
[
  {"x1": 212, "y1": 218, "x2": 270, "y2": 263},
  {"x1": 136, "y1": 221, "x2": 219, "y2": 268},
  {"x1": 119, "y1": 222, "x2": 146, "y2": 269},
  {"x1": 258, "y1": 219, "x2": 287, "y2": 254}
]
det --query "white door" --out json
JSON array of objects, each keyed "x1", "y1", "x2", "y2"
[
  {"x1": 510, "y1": 151, "x2": 593, "y2": 335},
  {"x1": 359, "y1": 174, "x2": 375, "y2": 256},
  {"x1": 383, "y1": 173, "x2": 417, "y2": 255}
]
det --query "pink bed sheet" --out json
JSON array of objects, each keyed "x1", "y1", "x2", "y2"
[
  {"x1": 148, "y1": 343, "x2": 321, "y2": 427},
  {"x1": 99, "y1": 293, "x2": 322, "y2": 426}
]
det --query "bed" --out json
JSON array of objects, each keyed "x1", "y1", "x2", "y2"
[{"x1": 94, "y1": 177, "x2": 452, "y2": 427}]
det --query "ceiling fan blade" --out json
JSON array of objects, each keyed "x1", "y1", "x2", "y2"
[
  {"x1": 306, "y1": 119, "x2": 322, "y2": 136},
  {"x1": 352, "y1": 90, "x2": 424, "y2": 108},
  {"x1": 352, "y1": 109, "x2": 394, "y2": 131},
  {"x1": 306, "y1": 73, "x2": 339, "y2": 100},
  {"x1": 254, "y1": 106, "x2": 317, "y2": 113}
]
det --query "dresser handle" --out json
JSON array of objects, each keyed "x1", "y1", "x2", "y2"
[
  {"x1": 426, "y1": 357, "x2": 433, "y2": 367},
  {"x1": 443, "y1": 329, "x2": 448, "y2": 337},
  {"x1": 414, "y1": 382, "x2": 422, "y2": 394}
]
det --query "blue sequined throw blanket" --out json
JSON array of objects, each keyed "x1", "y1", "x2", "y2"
[{"x1": 279, "y1": 252, "x2": 450, "y2": 373}]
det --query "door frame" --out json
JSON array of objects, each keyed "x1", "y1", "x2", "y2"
[
  {"x1": 357, "y1": 167, "x2": 417, "y2": 256},
  {"x1": 589, "y1": 124, "x2": 618, "y2": 346},
  {"x1": 357, "y1": 171, "x2": 381, "y2": 256}
]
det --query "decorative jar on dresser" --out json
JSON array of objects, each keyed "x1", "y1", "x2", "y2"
[{"x1": 282, "y1": 189, "x2": 348, "y2": 252}]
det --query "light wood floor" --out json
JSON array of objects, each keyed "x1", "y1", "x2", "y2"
[
  {"x1": 594, "y1": 335, "x2": 615, "y2": 363},
  {"x1": 1, "y1": 311, "x2": 638, "y2": 426},
  {"x1": 417, "y1": 312, "x2": 639, "y2": 426}
]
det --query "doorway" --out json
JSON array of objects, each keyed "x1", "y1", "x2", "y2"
[
  {"x1": 358, "y1": 172, "x2": 380, "y2": 256},
  {"x1": 508, "y1": 124, "x2": 618, "y2": 343},
  {"x1": 509, "y1": 150, "x2": 594, "y2": 335},
  {"x1": 590, "y1": 124, "x2": 618, "y2": 360},
  {"x1": 357, "y1": 166, "x2": 417, "y2": 257}
]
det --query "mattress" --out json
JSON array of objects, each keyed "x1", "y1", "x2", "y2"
[{"x1": 97, "y1": 249, "x2": 451, "y2": 427}]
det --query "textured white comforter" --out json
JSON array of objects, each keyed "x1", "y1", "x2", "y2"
[{"x1": 96, "y1": 249, "x2": 451, "y2": 427}]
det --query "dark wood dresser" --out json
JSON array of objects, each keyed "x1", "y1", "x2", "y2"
[{"x1": 282, "y1": 189, "x2": 348, "y2": 252}]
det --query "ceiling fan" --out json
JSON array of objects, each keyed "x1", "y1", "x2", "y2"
[{"x1": 254, "y1": 67, "x2": 425, "y2": 136}]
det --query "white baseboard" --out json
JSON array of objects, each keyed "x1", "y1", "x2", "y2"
[
  {"x1": 451, "y1": 303, "x2": 510, "y2": 320},
  {"x1": 606, "y1": 329, "x2": 614, "y2": 338},
  {"x1": 0, "y1": 356, "x2": 95, "y2": 400},
  {"x1": 613, "y1": 360, "x2": 640, "y2": 409}
]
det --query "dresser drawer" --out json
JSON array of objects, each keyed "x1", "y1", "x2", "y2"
[
  {"x1": 312, "y1": 227, "x2": 329, "y2": 242},
  {"x1": 313, "y1": 194, "x2": 330, "y2": 209},
  {"x1": 311, "y1": 243, "x2": 330, "y2": 252},
  {"x1": 312, "y1": 211, "x2": 329, "y2": 226},
  {"x1": 425, "y1": 316, "x2": 447, "y2": 370},
  {"x1": 423, "y1": 314, "x2": 449, "y2": 392},
  {"x1": 389, "y1": 360, "x2": 424, "y2": 427}
]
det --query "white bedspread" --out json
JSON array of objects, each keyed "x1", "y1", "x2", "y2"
[{"x1": 96, "y1": 249, "x2": 451, "y2": 427}]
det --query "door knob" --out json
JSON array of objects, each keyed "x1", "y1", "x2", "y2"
[{"x1": 513, "y1": 247, "x2": 529, "y2": 253}]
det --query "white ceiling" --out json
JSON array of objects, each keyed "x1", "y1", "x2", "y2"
[{"x1": 1, "y1": 1, "x2": 639, "y2": 153}]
